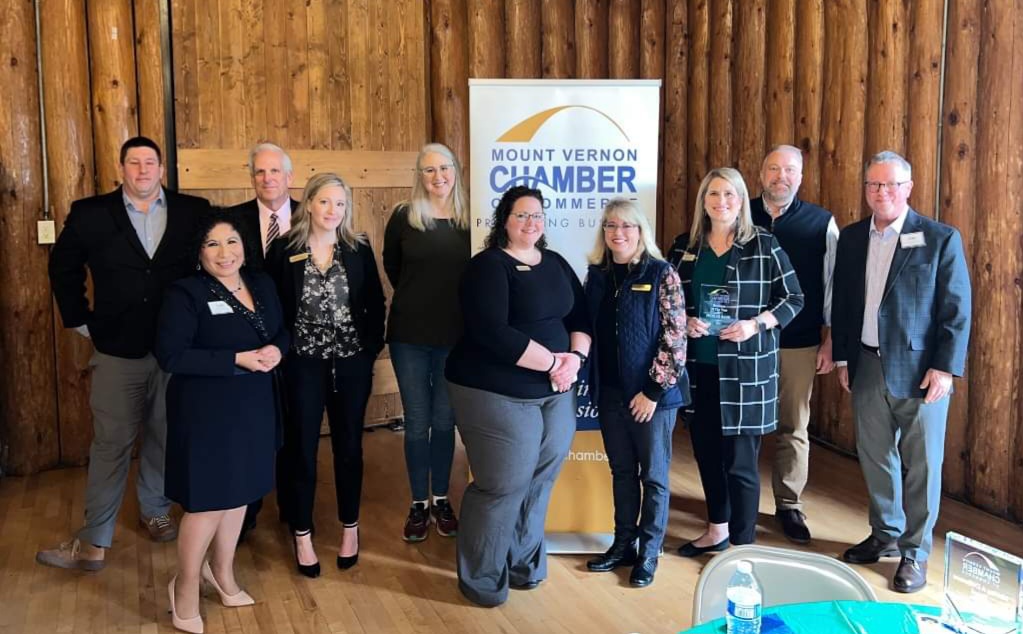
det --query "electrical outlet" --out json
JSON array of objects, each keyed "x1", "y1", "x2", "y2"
[{"x1": 38, "y1": 219, "x2": 56, "y2": 244}]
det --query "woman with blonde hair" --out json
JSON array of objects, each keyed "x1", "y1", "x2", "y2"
[
  {"x1": 582, "y1": 199, "x2": 688, "y2": 588},
  {"x1": 668, "y1": 168, "x2": 803, "y2": 556},
  {"x1": 266, "y1": 172, "x2": 385, "y2": 577},
  {"x1": 383, "y1": 143, "x2": 470, "y2": 542}
]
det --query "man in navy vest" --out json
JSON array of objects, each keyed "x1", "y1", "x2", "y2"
[{"x1": 751, "y1": 145, "x2": 838, "y2": 545}]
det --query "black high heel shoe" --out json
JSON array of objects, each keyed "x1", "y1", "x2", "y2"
[
  {"x1": 337, "y1": 522, "x2": 359, "y2": 570},
  {"x1": 293, "y1": 529, "x2": 320, "y2": 578}
]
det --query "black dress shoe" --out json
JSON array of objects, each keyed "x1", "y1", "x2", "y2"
[
  {"x1": 677, "y1": 537, "x2": 730, "y2": 558},
  {"x1": 629, "y1": 557, "x2": 657, "y2": 587},
  {"x1": 337, "y1": 524, "x2": 359, "y2": 570},
  {"x1": 893, "y1": 557, "x2": 927, "y2": 593},
  {"x1": 842, "y1": 535, "x2": 900, "y2": 564},
  {"x1": 510, "y1": 579, "x2": 542, "y2": 590},
  {"x1": 586, "y1": 540, "x2": 638, "y2": 572},
  {"x1": 292, "y1": 530, "x2": 321, "y2": 578},
  {"x1": 775, "y1": 509, "x2": 811, "y2": 544}
]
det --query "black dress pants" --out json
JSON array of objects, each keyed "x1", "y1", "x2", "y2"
[
  {"x1": 284, "y1": 353, "x2": 374, "y2": 532},
  {"x1": 689, "y1": 362, "x2": 762, "y2": 545}
]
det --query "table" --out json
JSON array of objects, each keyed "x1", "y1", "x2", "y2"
[{"x1": 681, "y1": 600, "x2": 942, "y2": 634}]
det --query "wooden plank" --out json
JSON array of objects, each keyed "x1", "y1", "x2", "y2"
[
  {"x1": 575, "y1": 0, "x2": 609, "y2": 79},
  {"x1": 178, "y1": 149, "x2": 419, "y2": 189},
  {"x1": 327, "y1": 0, "x2": 352, "y2": 149},
  {"x1": 707, "y1": 0, "x2": 733, "y2": 169},
  {"x1": 541, "y1": 0, "x2": 574, "y2": 79},
  {"x1": 307, "y1": 0, "x2": 330, "y2": 149},
  {"x1": 733, "y1": 0, "x2": 766, "y2": 187},
  {"x1": 39, "y1": 0, "x2": 95, "y2": 467},
  {"x1": 864, "y1": 0, "x2": 908, "y2": 156},
  {"x1": 816, "y1": 0, "x2": 868, "y2": 452},
  {"x1": 219, "y1": 0, "x2": 247, "y2": 149},
  {"x1": 505, "y1": 0, "x2": 541, "y2": 78},
  {"x1": 0, "y1": 0, "x2": 59, "y2": 475},
  {"x1": 87, "y1": 0, "x2": 140, "y2": 190},
  {"x1": 264, "y1": 0, "x2": 289, "y2": 141},
  {"x1": 133, "y1": 0, "x2": 167, "y2": 149},
  {"x1": 468, "y1": 0, "x2": 506, "y2": 79},
  {"x1": 608, "y1": 0, "x2": 639, "y2": 79},
  {"x1": 240, "y1": 0, "x2": 267, "y2": 145},
  {"x1": 968, "y1": 0, "x2": 1022, "y2": 516},
  {"x1": 662, "y1": 0, "x2": 688, "y2": 250},
  {"x1": 906, "y1": 0, "x2": 944, "y2": 219},
  {"x1": 286, "y1": 0, "x2": 311, "y2": 148},
  {"x1": 171, "y1": 0, "x2": 200, "y2": 148},
  {"x1": 765, "y1": 0, "x2": 795, "y2": 148},
  {"x1": 794, "y1": 0, "x2": 824, "y2": 203},
  {"x1": 349, "y1": 0, "x2": 373, "y2": 151},
  {"x1": 640, "y1": 0, "x2": 665, "y2": 241},
  {"x1": 686, "y1": 0, "x2": 709, "y2": 217},
  {"x1": 938, "y1": 0, "x2": 980, "y2": 503},
  {"x1": 430, "y1": 0, "x2": 470, "y2": 162}
]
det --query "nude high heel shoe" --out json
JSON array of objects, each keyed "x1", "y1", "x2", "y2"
[
  {"x1": 168, "y1": 576, "x2": 204, "y2": 634},
  {"x1": 201, "y1": 560, "x2": 255, "y2": 607}
]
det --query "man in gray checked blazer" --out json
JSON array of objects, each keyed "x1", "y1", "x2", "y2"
[{"x1": 832, "y1": 151, "x2": 972, "y2": 594}]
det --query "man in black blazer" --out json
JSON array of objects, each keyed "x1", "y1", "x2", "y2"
[
  {"x1": 38, "y1": 137, "x2": 211, "y2": 571},
  {"x1": 832, "y1": 151, "x2": 972, "y2": 593},
  {"x1": 225, "y1": 143, "x2": 298, "y2": 539},
  {"x1": 226, "y1": 143, "x2": 298, "y2": 271}
]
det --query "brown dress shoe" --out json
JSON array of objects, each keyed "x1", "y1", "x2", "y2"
[
  {"x1": 140, "y1": 514, "x2": 178, "y2": 542},
  {"x1": 842, "y1": 534, "x2": 899, "y2": 564},
  {"x1": 893, "y1": 557, "x2": 927, "y2": 593},
  {"x1": 36, "y1": 538, "x2": 106, "y2": 571}
]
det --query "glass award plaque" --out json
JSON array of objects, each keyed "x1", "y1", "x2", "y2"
[
  {"x1": 941, "y1": 532, "x2": 1023, "y2": 634},
  {"x1": 700, "y1": 284, "x2": 738, "y2": 336}
]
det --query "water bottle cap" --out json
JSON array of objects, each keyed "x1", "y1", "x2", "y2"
[{"x1": 737, "y1": 560, "x2": 753, "y2": 573}]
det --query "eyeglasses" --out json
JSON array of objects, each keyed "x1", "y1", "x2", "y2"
[
  {"x1": 511, "y1": 212, "x2": 545, "y2": 222},
  {"x1": 602, "y1": 222, "x2": 638, "y2": 232},
  {"x1": 420, "y1": 164, "x2": 454, "y2": 176},
  {"x1": 864, "y1": 181, "x2": 909, "y2": 193}
]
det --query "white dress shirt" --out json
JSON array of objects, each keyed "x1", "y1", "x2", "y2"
[{"x1": 861, "y1": 209, "x2": 910, "y2": 347}]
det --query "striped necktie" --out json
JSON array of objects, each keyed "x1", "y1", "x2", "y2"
[{"x1": 266, "y1": 212, "x2": 280, "y2": 253}]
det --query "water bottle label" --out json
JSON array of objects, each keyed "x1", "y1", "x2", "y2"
[{"x1": 727, "y1": 599, "x2": 761, "y2": 621}]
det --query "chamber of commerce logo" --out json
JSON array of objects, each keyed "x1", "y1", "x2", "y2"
[
  {"x1": 497, "y1": 106, "x2": 631, "y2": 143},
  {"x1": 961, "y1": 551, "x2": 1001, "y2": 585}
]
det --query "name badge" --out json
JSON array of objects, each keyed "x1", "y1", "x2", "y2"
[
  {"x1": 515, "y1": 265, "x2": 531, "y2": 272},
  {"x1": 289, "y1": 253, "x2": 310, "y2": 263},
  {"x1": 631, "y1": 283, "x2": 652, "y2": 292},
  {"x1": 681, "y1": 253, "x2": 697, "y2": 262},
  {"x1": 208, "y1": 301, "x2": 233, "y2": 315},
  {"x1": 900, "y1": 232, "x2": 926, "y2": 248}
]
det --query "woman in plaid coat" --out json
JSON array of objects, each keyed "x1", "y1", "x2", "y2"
[{"x1": 668, "y1": 167, "x2": 803, "y2": 555}]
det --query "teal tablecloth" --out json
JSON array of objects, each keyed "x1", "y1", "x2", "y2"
[{"x1": 682, "y1": 600, "x2": 942, "y2": 634}]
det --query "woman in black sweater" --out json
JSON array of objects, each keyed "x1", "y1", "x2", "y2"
[
  {"x1": 445, "y1": 186, "x2": 591, "y2": 606},
  {"x1": 265, "y1": 173, "x2": 385, "y2": 578}
]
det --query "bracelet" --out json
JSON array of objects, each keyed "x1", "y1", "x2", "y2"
[
  {"x1": 546, "y1": 355, "x2": 557, "y2": 372},
  {"x1": 570, "y1": 350, "x2": 588, "y2": 365}
]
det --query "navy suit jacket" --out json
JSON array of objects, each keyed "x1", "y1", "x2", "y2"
[{"x1": 831, "y1": 209, "x2": 972, "y2": 399}]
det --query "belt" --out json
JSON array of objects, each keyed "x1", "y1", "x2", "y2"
[{"x1": 861, "y1": 344, "x2": 880, "y2": 356}]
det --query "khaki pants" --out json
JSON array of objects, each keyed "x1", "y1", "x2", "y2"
[{"x1": 772, "y1": 345, "x2": 818, "y2": 511}]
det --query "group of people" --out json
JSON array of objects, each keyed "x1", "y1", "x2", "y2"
[{"x1": 35, "y1": 134, "x2": 971, "y2": 628}]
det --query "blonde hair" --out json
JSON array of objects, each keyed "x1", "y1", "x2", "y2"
[
  {"x1": 688, "y1": 167, "x2": 757, "y2": 249},
  {"x1": 288, "y1": 173, "x2": 366, "y2": 250},
  {"x1": 587, "y1": 198, "x2": 664, "y2": 267},
  {"x1": 401, "y1": 143, "x2": 470, "y2": 231}
]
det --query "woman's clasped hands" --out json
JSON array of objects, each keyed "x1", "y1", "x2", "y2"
[{"x1": 235, "y1": 345, "x2": 283, "y2": 372}]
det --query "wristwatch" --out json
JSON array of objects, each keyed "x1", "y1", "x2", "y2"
[
  {"x1": 570, "y1": 350, "x2": 588, "y2": 365},
  {"x1": 753, "y1": 315, "x2": 767, "y2": 332}
]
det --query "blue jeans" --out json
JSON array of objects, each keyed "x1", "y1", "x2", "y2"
[
  {"x1": 390, "y1": 342, "x2": 456, "y2": 501},
  {"x1": 598, "y1": 386, "x2": 678, "y2": 559}
]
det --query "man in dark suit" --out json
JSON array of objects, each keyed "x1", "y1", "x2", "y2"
[
  {"x1": 832, "y1": 151, "x2": 972, "y2": 593},
  {"x1": 38, "y1": 137, "x2": 210, "y2": 571},
  {"x1": 225, "y1": 142, "x2": 297, "y2": 539},
  {"x1": 226, "y1": 143, "x2": 297, "y2": 271},
  {"x1": 751, "y1": 144, "x2": 839, "y2": 545}
]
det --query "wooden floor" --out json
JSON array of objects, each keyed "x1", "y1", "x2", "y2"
[{"x1": 2, "y1": 429, "x2": 1022, "y2": 634}]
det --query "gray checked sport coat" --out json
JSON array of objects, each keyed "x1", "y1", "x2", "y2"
[{"x1": 668, "y1": 229, "x2": 804, "y2": 435}]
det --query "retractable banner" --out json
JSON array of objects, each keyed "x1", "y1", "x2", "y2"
[{"x1": 469, "y1": 79, "x2": 662, "y2": 552}]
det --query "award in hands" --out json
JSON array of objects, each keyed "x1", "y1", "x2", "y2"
[{"x1": 700, "y1": 284, "x2": 739, "y2": 336}]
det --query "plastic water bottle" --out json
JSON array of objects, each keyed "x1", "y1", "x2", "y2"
[{"x1": 725, "y1": 560, "x2": 762, "y2": 634}]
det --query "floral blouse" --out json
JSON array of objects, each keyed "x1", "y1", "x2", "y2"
[
  {"x1": 651, "y1": 266, "x2": 687, "y2": 392},
  {"x1": 294, "y1": 248, "x2": 362, "y2": 360}
]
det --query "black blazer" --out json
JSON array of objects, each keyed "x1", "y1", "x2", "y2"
[
  {"x1": 49, "y1": 187, "x2": 211, "y2": 358},
  {"x1": 224, "y1": 198, "x2": 300, "y2": 271},
  {"x1": 265, "y1": 237, "x2": 386, "y2": 361}
]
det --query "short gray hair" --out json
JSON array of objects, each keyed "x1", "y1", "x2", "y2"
[
  {"x1": 864, "y1": 150, "x2": 912, "y2": 179},
  {"x1": 248, "y1": 143, "x2": 293, "y2": 176}
]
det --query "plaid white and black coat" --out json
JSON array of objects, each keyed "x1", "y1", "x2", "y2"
[{"x1": 668, "y1": 229, "x2": 804, "y2": 436}]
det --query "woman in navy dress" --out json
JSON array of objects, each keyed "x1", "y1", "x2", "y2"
[{"x1": 156, "y1": 212, "x2": 289, "y2": 634}]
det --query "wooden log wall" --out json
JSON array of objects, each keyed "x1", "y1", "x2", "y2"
[{"x1": 3, "y1": 0, "x2": 1023, "y2": 525}]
